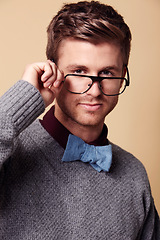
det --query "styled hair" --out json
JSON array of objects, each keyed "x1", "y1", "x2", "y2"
[{"x1": 46, "y1": 1, "x2": 132, "y2": 65}]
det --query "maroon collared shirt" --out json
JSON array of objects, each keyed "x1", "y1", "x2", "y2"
[{"x1": 40, "y1": 106, "x2": 109, "y2": 149}]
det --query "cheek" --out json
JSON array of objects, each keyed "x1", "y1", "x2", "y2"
[
  {"x1": 104, "y1": 95, "x2": 119, "y2": 114},
  {"x1": 55, "y1": 85, "x2": 67, "y2": 101},
  {"x1": 55, "y1": 88, "x2": 66, "y2": 106},
  {"x1": 55, "y1": 87, "x2": 77, "y2": 108},
  {"x1": 112, "y1": 96, "x2": 119, "y2": 109}
]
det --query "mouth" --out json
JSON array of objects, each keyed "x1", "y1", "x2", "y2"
[{"x1": 79, "y1": 103, "x2": 102, "y2": 111}]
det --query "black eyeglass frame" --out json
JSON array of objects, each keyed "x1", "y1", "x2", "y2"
[{"x1": 63, "y1": 65, "x2": 130, "y2": 96}]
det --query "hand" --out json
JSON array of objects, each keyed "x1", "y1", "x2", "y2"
[{"x1": 21, "y1": 60, "x2": 63, "y2": 107}]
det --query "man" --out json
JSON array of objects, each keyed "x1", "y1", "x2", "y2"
[{"x1": 0, "y1": 1, "x2": 159, "y2": 239}]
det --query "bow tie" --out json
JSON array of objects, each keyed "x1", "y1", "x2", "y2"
[{"x1": 62, "y1": 134, "x2": 112, "y2": 172}]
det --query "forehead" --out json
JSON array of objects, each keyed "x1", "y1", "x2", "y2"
[{"x1": 57, "y1": 38, "x2": 123, "y2": 70}]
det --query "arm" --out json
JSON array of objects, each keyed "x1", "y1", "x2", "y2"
[
  {"x1": 135, "y1": 172, "x2": 160, "y2": 240},
  {"x1": 138, "y1": 198, "x2": 160, "y2": 239},
  {"x1": 0, "y1": 60, "x2": 63, "y2": 168}
]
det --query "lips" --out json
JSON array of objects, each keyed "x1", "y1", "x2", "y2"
[{"x1": 79, "y1": 103, "x2": 102, "y2": 111}]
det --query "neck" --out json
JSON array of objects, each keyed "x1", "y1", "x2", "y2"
[{"x1": 54, "y1": 105, "x2": 104, "y2": 143}]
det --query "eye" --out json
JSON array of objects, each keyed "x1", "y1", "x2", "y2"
[
  {"x1": 74, "y1": 69, "x2": 85, "y2": 74},
  {"x1": 99, "y1": 70, "x2": 113, "y2": 77}
]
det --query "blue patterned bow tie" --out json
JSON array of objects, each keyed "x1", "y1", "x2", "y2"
[{"x1": 62, "y1": 134, "x2": 112, "y2": 172}]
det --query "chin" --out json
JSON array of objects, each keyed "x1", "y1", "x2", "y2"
[{"x1": 74, "y1": 115, "x2": 105, "y2": 128}]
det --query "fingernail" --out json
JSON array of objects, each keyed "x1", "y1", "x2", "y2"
[
  {"x1": 45, "y1": 81, "x2": 52, "y2": 87},
  {"x1": 53, "y1": 80, "x2": 60, "y2": 87}
]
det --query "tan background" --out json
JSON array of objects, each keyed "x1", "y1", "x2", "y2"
[{"x1": 0, "y1": 0, "x2": 160, "y2": 214}]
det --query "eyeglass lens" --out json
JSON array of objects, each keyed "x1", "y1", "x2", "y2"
[{"x1": 64, "y1": 75, "x2": 126, "y2": 96}]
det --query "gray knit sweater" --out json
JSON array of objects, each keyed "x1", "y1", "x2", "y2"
[{"x1": 0, "y1": 80, "x2": 159, "y2": 240}]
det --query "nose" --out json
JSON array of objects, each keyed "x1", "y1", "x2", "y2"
[{"x1": 86, "y1": 81, "x2": 101, "y2": 97}]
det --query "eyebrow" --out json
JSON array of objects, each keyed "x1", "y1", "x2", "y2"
[
  {"x1": 66, "y1": 64, "x2": 89, "y2": 72},
  {"x1": 100, "y1": 65, "x2": 121, "y2": 72},
  {"x1": 65, "y1": 64, "x2": 122, "y2": 74}
]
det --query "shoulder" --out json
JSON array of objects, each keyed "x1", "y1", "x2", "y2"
[
  {"x1": 110, "y1": 142, "x2": 151, "y2": 193},
  {"x1": 19, "y1": 119, "x2": 64, "y2": 158},
  {"x1": 111, "y1": 142, "x2": 147, "y2": 173},
  {"x1": 20, "y1": 119, "x2": 60, "y2": 147}
]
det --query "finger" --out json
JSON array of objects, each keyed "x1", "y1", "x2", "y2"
[
  {"x1": 48, "y1": 69, "x2": 64, "y2": 95},
  {"x1": 40, "y1": 62, "x2": 55, "y2": 82},
  {"x1": 42, "y1": 60, "x2": 58, "y2": 87},
  {"x1": 43, "y1": 60, "x2": 64, "y2": 88},
  {"x1": 53, "y1": 69, "x2": 64, "y2": 88}
]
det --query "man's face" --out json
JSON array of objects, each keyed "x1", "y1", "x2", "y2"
[{"x1": 55, "y1": 38, "x2": 124, "y2": 129}]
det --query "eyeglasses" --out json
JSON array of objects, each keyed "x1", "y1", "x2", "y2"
[{"x1": 63, "y1": 65, "x2": 130, "y2": 96}]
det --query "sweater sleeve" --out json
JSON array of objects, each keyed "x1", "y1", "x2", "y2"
[
  {"x1": 138, "y1": 198, "x2": 160, "y2": 239},
  {"x1": 135, "y1": 169, "x2": 160, "y2": 240},
  {"x1": 0, "y1": 80, "x2": 45, "y2": 168}
]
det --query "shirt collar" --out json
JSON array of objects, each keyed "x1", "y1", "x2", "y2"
[{"x1": 40, "y1": 105, "x2": 109, "y2": 149}]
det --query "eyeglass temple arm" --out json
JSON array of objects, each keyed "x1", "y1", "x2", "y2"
[{"x1": 125, "y1": 65, "x2": 130, "y2": 86}]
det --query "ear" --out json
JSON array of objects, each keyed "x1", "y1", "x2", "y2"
[
  {"x1": 119, "y1": 66, "x2": 127, "y2": 88},
  {"x1": 122, "y1": 66, "x2": 127, "y2": 78}
]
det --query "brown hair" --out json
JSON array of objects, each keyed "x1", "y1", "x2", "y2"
[{"x1": 46, "y1": 1, "x2": 132, "y2": 65}]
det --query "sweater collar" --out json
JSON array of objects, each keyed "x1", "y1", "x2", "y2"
[{"x1": 40, "y1": 105, "x2": 109, "y2": 149}]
